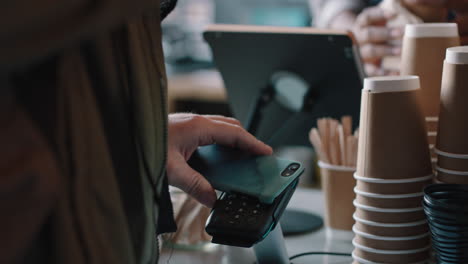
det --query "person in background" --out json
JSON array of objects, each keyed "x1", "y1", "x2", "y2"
[
  {"x1": 310, "y1": 0, "x2": 468, "y2": 76},
  {"x1": 0, "y1": 0, "x2": 272, "y2": 263}
]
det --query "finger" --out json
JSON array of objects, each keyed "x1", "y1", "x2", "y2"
[
  {"x1": 356, "y1": 7, "x2": 395, "y2": 27},
  {"x1": 167, "y1": 154, "x2": 217, "y2": 207},
  {"x1": 169, "y1": 113, "x2": 242, "y2": 127},
  {"x1": 203, "y1": 115, "x2": 242, "y2": 126},
  {"x1": 360, "y1": 44, "x2": 401, "y2": 63},
  {"x1": 356, "y1": 26, "x2": 403, "y2": 44},
  {"x1": 197, "y1": 118, "x2": 273, "y2": 155}
]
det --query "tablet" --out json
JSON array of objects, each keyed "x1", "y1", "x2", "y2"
[{"x1": 203, "y1": 24, "x2": 364, "y2": 148}]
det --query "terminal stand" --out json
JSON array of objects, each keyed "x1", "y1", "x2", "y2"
[{"x1": 253, "y1": 225, "x2": 290, "y2": 264}]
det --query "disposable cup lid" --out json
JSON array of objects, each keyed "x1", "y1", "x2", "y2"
[
  {"x1": 363, "y1": 75, "x2": 420, "y2": 93},
  {"x1": 446, "y1": 46, "x2": 468, "y2": 64},
  {"x1": 405, "y1": 23, "x2": 458, "y2": 38}
]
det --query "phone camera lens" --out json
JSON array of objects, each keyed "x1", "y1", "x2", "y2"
[
  {"x1": 289, "y1": 163, "x2": 300, "y2": 171},
  {"x1": 281, "y1": 163, "x2": 300, "y2": 177}
]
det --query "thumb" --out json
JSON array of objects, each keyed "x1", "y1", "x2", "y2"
[{"x1": 167, "y1": 154, "x2": 217, "y2": 207}]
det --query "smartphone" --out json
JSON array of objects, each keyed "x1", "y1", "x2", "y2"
[
  {"x1": 188, "y1": 145, "x2": 303, "y2": 247},
  {"x1": 188, "y1": 144, "x2": 304, "y2": 204}
]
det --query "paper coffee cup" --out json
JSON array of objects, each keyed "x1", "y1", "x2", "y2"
[
  {"x1": 354, "y1": 201, "x2": 426, "y2": 223},
  {"x1": 426, "y1": 116, "x2": 439, "y2": 132},
  {"x1": 353, "y1": 227, "x2": 430, "y2": 250},
  {"x1": 352, "y1": 245, "x2": 430, "y2": 264},
  {"x1": 355, "y1": 189, "x2": 423, "y2": 209},
  {"x1": 436, "y1": 148, "x2": 468, "y2": 171},
  {"x1": 435, "y1": 166, "x2": 468, "y2": 184},
  {"x1": 353, "y1": 215, "x2": 428, "y2": 237},
  {"x1": 437, "y1": 47, "x2": 468, "y2": 153},
  {"x1": 427, "y1": 134, "x2": 437, "y2": 146},
  {"x1": 355, "y1": 174, "x2": 433, "y2": 195},
  {"x1": 318, "y1": 161, "x2": 356, "y2": 231},
  {"x1": 434, "y1": 176, "x2": 445, "y2": 184},
  {"x1": 357, "y1": 76, "x2": 433, "y2": 179},
  {"x1": 401, "y1": 23, "x2": 460, "y2": 117}
]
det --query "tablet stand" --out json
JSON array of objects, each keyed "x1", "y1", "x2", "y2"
[
  {"x1": 244, "y1": 84, "x2": 274, "y2": 136},
  {"x1": 253, "y1": 225, "x2": 289, "y2": 264},
  {"x1": 245, "y1": 82, "x2": 324, "y2": 237}
]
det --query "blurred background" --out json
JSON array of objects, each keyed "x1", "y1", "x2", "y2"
[
  {"x1": 162, "y1": 0, "x2": 318, "y2": 186},
  {"x1": 162, "y1": 0, "x2": 312, "y2": 115}
]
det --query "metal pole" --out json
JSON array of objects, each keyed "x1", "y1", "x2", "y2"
[{"x1": 253, "y1": 225, "x2": 289, "y2": 264}]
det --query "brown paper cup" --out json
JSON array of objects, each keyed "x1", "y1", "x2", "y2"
[
  {"x1": 401, "y1": 23, "x2": 460, "y2": 117},
  {"x1": 434, "y1": 177, "x2": 443, "y2": 183},
  {"x1": 353, "y1": 215, "x2": 428, "y2": 237},
  {"x1": 425, "y1": 116, "x2": 439, "y2": 132},
  {"x1": 353, "y1": 229, "x2": 430, "y2": 251},
  {"x1": 352, "y1": 245, "x2": 430, "y2": 264},
  {"x1": 357, "y1": 76, "x2": 432, "y2": 179},
  {"x1": 355, "y1": 190, "x2": 423, "y2": 209},
  {"x1": 355, "y1": 174, "x2": 433, "y2": 195},
  {"x1": 354, "y1": 201, "x2": 426, "y2": 223},
  {"x1": 437, "y1": 47, "x2": 468, "y2": 153},
  {"x1": 318, "y1": 161, "x2": 356, "y2": 231},
  {"x1": 436, "y1": 149, "x2": 468, "y2": 171},
  {"x1": 435, "y1": 166, "x2": 468, "y2": 184},
  {"x1": 427, "y1": 133, "x2": 437, "y2": 146}
]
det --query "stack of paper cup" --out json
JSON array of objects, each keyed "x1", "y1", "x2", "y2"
[
  {"x1": 352, "y1": 76, "x2": 433, "y2": 264},
  {"x1": 401, "y1": 23, "x2": 460, "y2": 165},
  {"x1": 435, "y1": 46, "x2": 468, "y2": 184}
]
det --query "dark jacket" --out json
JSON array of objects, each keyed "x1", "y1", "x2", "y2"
[{"x1": 0, "y1": 0, "x2": 175, "y2": 263}]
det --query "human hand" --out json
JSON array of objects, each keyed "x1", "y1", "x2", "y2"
[
  {"x1": 352, "y1": 6, "x2": 403, "y2": 76},
  {"x1": 166, "y1": 113, "x2": 273, "y2": 208},
  {"x1": 405, "y1": 0, "x2": 468, "y2": 44}
]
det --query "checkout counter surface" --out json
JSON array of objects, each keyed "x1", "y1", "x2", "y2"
[{"x1": 160, "y1": 187, "x2": 354, "y2": 264}]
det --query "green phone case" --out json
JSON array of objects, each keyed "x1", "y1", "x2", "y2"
[{"x1": 189, "y1": 145, "x2": 304, "y2": 204}]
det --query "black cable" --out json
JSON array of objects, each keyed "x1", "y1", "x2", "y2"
[{"x1": 289, "y1": 251, "x2": 351, "y2": 261}]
